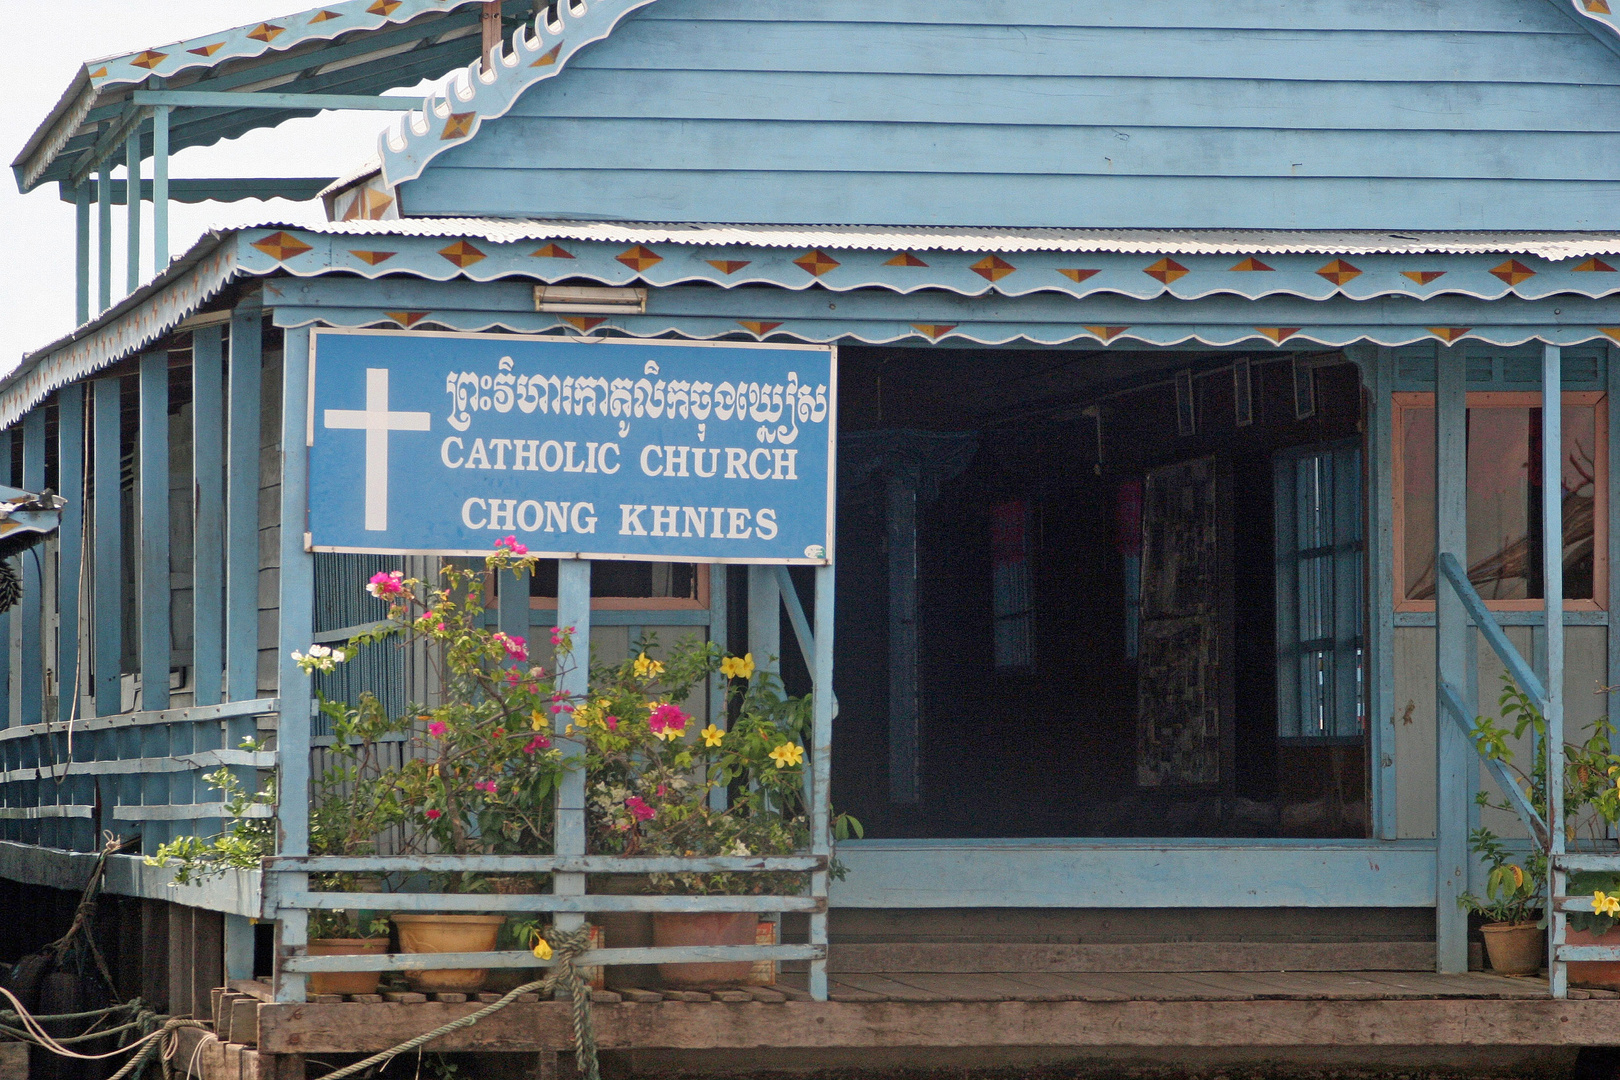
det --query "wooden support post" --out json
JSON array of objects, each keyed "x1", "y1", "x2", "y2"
[
  {"x1": 168, "y1": 904, "x2": 195, "y2": 1017},
  {"x1": 96, "y1": 164, "x2": 112, "y2": 314},
  {"x1": 273, "y1": 327, "x2": 315, "y2": 1004},
  {"x1": 193, "y1": 326, "x2": 225, "y2": 707},
  {"x1": 125, "y1": 132, "x2": 141, "y2": 295},
  {"x1": 1544, "y1": 344, "x2": 1568, "y2": 998},
  {"x1": 747, "y1": 566, "x2": 780, "y2": 674},
  {"x1": 708, "y1": 567, "x2": 728, "y2": 812},
  {"x1": 151, "y1": 107, "x2": 169, "y2": 274},
  {"x1": 57, "y1": 385, "x2": 89, "y2": 849},
  {"x1": 1434, "y1": 344, "x2": 1469, "y2": 975},
  {"x1": 140, "y1": 899, "x2": 169, "y2": 1010},
  {"x1": 74, "y1": 185, "x2": 90, "y2": 326},
  {"x1": 139, "y1": 351, "x2": 171, "y2": 850},
  {"x1": 1370, "y1": 347, "x2": 1398, "y2": 839},
  {"x1": 92, "y1": 378, "x2": 123, "y2": 718},
  {"x1": 809, "y1": 562, "x2": 835, "y2": 1001},
  {"x1": 224, "y1": 915, "x2": 256, "y2": 982},
  {"x1": 20, "y1": 409, "x2": 45, "y2": 730},
  {"x1": 481, "y1": 1, "x2": 503, "y2": 72},
  {"x1": 193, "y1": 908, "x2": 224, "y2": 1021},
  {"x1": 226, "y1": 302, "x2": 262, "y2": 705},
  {"x1": 554, "y1": 561, "x2": 591, "y2": 947}
]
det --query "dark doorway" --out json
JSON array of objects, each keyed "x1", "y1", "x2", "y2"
[{"x1": 831, "y1": 347, "x2": 1367, "y2": 839}]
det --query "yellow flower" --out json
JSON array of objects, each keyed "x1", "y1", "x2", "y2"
[
  {"x1": 531, "y1": 934, "x2": 553, "y2": 961},
  {"x1": 633, "y1": 653, "x2": 665, "y2": 679},
  {"x1": 531, "y1": 710, "x2": 549, "y2": 732},
  {"x1": 700, "y1": 724, "x2": 724, "y2": 748},
  {"x1": 719, "y1": 653, "x2": 756, "y2": 680},
  {"x1": 1596, "y1": 890, "x2": 1620, "y2": 916},
  {"x1": 768, "y1": 742, "x2": 805, "y2": 769}
]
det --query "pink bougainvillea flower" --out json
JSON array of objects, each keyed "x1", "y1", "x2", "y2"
[
  {"x1": 505, "y1": 671, "x2": 522, "y2": 686},
  {"x1": 495, "y1": 535, "x2": 529, "y2": 556},
  {"x1": 604, "y1": 715, "x2": 619, "y2": 732},
  {"x1": 492, "y1": 632, "x2": 529, "y2": 662},
  {"x1": 475, "y1": 780, "x2": 498, "y2": 794},
  {"x1": 656, "y1": 784, "x2": 668, "y2": 797},
  {"x1": 625, "y1": 796, "x2": 656, "y2": 822},
  {"x1": 424, "y1": 808, "x2": 442, "y2": 820},
  {"x1": 523, "y1": 735, "x2": 552, "y2": 754},
  {"x1": 523, "y1": 682, "x2": 538, "y2": 694},
  {"x1": 647, "y1": 703, "x2": 690, "y2": 741},
  {"x1": 428, "y1": 721, "x2": 448, "y2": 738},
  {"x1": 366, "y1": 571, "x2": 405, "y2": 599}
]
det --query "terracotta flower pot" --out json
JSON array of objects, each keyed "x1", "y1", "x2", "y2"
[
  {"x1": 1566, "y1": 924, "x2": 1620, "y2": 990},
  {"x1": 652, "y1": 912, "x2": 758, "y2": 989},
  {"x1": 1481, "y1": 921, "x2": 1544, "y2": 976},
  {"x1": 393, "y1": 914, "x2": 507, "y2": 993},
  {"x1": 308, "y1": 938, "x2": 389, "y2": 997}
]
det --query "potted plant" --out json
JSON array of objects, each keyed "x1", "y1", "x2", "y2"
[
  {"x1": 306, "y1": 905, "x2": 393, "y2": 996},
  {"x1": 335, "y1": 544, "x2": 571, "y2": 992},
  {"x1": 1467, "y1": 675, "x2": 1620, "y2": 982},
  {"x1": 579, "y1": 643, "x2": 859, "y2": 988}
]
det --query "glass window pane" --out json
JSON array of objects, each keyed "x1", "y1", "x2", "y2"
[{"x1": 1401, "y1": 400, "x2": 1598, "y2": 602}]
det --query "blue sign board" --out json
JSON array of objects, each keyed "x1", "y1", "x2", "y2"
[{"x1": 307, "y1": 329, "x2": 836, "y2": 563}]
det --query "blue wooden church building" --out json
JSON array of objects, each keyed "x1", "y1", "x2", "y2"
[{"x1": 6, "y1": 0, "x2": 1620, "y2": 1071}]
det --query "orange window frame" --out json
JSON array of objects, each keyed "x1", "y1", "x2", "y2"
[
  {"x1": 1392, "y1": 391, "x2": 1608, "y2": 613},
  {"x1": 529, "y1": 562, "x2": 712, "y2": 612}
]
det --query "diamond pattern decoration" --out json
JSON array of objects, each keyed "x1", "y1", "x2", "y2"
[
  {"x1": 794, "y1": 250, "x2": 840, "y2": 277},
  {"x1": 89, "y1": 67, "x2": 108, "y2": 80},
  {"x1": 532, "y1": 43, "x2": 563, "y2": 67},
  {"x1": 738, "y1": 321, "x2": 783, "y2": 337},
  {"x1": 1230, "y1": 257, "x2": 1274, "y2": 272},
  {"x1": 1316, "y1": 259, "x2": 1361, "y2": 286},
  {"x1": 1602, "y1": 328, "x2": 1620, "y2": 343},
  {"x1": 129, "y1": 51, "x2": 169, "y2": 70},
  {"x1": 1085, "y1": 326, "x2": 1130, "y2": 342},
  {"x1": 250, "y1": 232, "x2": 313, "y2": 261},
  {"x1": 706, "y1": 260, "x2": 751, "y2": 275},
  {"x1": 385, "y1": 311, "x2": 429, "y2": 328},
  {"x1": 310, "y1": 10, "x2": 345, "y2": 22},
  {"x1": 1584, "y1": 0, "x2": 1611, "y2": 13},
  {"x1": 531, "y1": 243, "x2": 575, "y2": 259},
  {"x1": 246, "y1": 23, "x2": 286, "y2": 42},
  {"x1": 911, "y1": 324, "x2": 958, "y2": 341},
  {"x1": 1402, "y1": 271, "x2": 1446, "y2": 285},
  {"x1": 617, "y1": 246, "x2": 663, "y2": 272},
  {"x1": 970, "y1": 255, "x2": 1017, "y2": 282},
  {"x1": 1144, "y1": 258, "x2": 1188, "y2": 284},
  {"x1": 349, "y1": 250, "x2": 397, "y2": 266},
  {"x1": 442, "y1": 113, "x2": 476, "y2": 141},
  {"x1": 1056, "y1": 269, "x2": 1099, "y2": 283},
  {"x1": 188, "y1": 43, "x2": 225, "y2": 57},
  {"x1": 1428, "y1": 327, "x2": 1472, "y2": 343},
  {"x1": 1575, "y1": 258, "x2": 1617, "y2": 273},
  {"x1": 885, "y1": 252, "x2": 928, "y2": 267},
  {"x1": 1255, "y1": 327, "x2": 1302, "y2": 343},
  {"x1": 368, "y1": 0, "x2": 403, "y2": 14},
  {"x1": 438, "y1": 241, "x2": 486, "y2": 268},
  {"x1": 1489, "y1": 259, "x2": 1536, "y2": 286},
  {"x1": 563, "y1": 316, "x2": 607, "y2": 331}
]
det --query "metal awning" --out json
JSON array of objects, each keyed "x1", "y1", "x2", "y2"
[{"x1": 11, "y1": 0, "x2": 530, "y2": 194}]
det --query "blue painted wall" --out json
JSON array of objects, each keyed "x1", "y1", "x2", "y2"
[{"x1": 403, "y1": 0, "x2": 1620, "y2": 229}]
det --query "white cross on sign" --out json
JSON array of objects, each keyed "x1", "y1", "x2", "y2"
[{"x1": 323, "y1": 368, "x2": 432, "y2": 531}]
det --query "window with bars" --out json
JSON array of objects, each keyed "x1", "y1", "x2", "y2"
[{"x1": 1274, "y1": 442, "x2": 1365, "y2": 740}]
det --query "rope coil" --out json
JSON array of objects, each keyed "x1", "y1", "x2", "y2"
[{"x1": 309, "y1": 926, "x2": 599, "y2": 1080}]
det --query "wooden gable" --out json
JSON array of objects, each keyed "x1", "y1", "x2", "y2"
[{"x1": 400, "y1": 0, "x2": 1620, "y2": 230}]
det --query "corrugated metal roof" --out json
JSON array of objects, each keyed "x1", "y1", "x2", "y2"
[{"x1": 280, "y1": 218, "x2": 1620, "y2": 260}]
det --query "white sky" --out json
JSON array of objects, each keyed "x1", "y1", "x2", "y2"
[{"x1": 0, "y1": 1, "x2": 438, "y2": 374}]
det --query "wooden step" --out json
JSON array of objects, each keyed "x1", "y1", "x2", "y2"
[{"x1": 827, "y1": 941, "x2": 1436, "y2": 974}]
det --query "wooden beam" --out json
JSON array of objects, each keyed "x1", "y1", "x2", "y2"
[
  {"x1": 96, "y1": 163, "x2": 112, "y2": 314},
  {"x1": 125, "y1": 132, "x2": 141, "y2": 295},
  {"x1": 74, "y1": 186, "x2": 90, "y2": 326},
  {"x1": 481, "y1": 1, "x2": 502, "y2": 73},
  {"x1": 1433, "y1": 344, "x2": 1468, "y2": 975},
  {"x1": 826, "y1": 942, "x2": 1439, "y2": 975},
  {"x1": 257, "y1": 997, "x2": 1620, "y2": 1055},
  {"x1": 56, "y1": 384, "x2": 89, "y2": 850},
  {"x1": 192, "y1": 326, "x2": 225, "y2": 708},
  {"x1": 151, "y1": 107, "x2": 169, "y2": 274},
  {"x1": 1544, "y1": 344, "x2": 1568, "y2": 998},
  {"x1": 138, "y1": 352, "x2": 171, "y2": 852},
  {"x1": 92, "y1": 378, "x2": 122, "y2": 719},
  {"x1": 225, "y1": 303, "x2": 262, "y2": 705}
]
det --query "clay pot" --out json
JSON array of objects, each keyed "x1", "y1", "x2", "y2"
[
  {"x1": 1566, "y1": 925, "x2": 1620, "y2": 990},
  {"x1": 652, "y1": 912, "x2": 758, "y2": 989},
  {"x1": 393, "y1": 914, "x2": 507, "y2": 993},
  {"x1": 307, "y1": 938, "x2": 389, "y2": 996},
  {"x1": 1481, "y1": 922, "x2": 1544, "y2": 976}
]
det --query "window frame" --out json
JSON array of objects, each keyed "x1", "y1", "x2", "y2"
[
  {"x1": 529, "y1": 562, "x2": 712, "y2": 612},
  {"x1": 1391, "y1": 390, "x2": 1608, "y2": 613}
]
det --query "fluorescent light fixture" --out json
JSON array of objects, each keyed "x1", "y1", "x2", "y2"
[{"x1": 534, "y1": 285, "x2": 647, "y2": 314}]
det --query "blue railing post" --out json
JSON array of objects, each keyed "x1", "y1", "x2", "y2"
[
  {"x1": 274, "y1": 326, "x2": 316, "y2": 1004},
  {"x1": 809, "y1": 563, "x2": 835, "y2": 1001},
  {"x1": 1544, "y1": 345, "x2": 1568, "y2": 998},
  {"x1": 1434, "y1": 344, "x2": 1470, "y2": 974}
]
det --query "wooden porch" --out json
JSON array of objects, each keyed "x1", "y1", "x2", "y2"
[{"x1": 176, "y1": 959, "x2": 1620, "y2": 1080}]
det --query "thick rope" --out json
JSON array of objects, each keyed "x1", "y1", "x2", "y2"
[
  {"x1": 308, "y1": 927, "x2": 598, "y2": 1080},
  {"x1": 104, "y1": 1018, "x2": 209, "y2": 1080}
]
